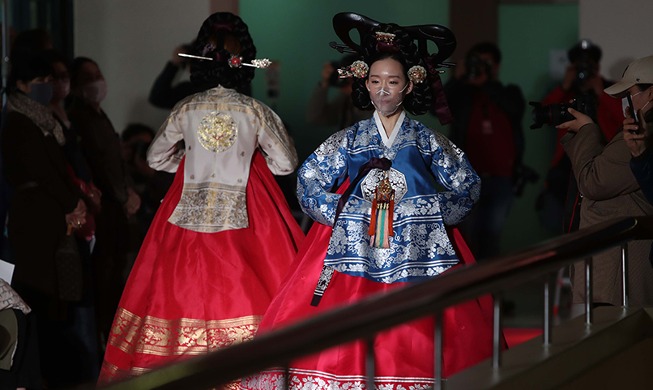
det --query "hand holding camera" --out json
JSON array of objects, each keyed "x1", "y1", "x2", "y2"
[{"x1": 554, "y1": 107, "x2": 594, "y2": 133}]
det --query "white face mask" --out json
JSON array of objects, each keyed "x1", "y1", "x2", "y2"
[
  {"x1": 370, "y1": 82, "x2": 410, "y2": 116},
  {"x1": 82, "y1": 79, "x2": 107, "y2": 103},
  {"x1": 366, "y1": 57, "x2": 413, "y2": 118}
]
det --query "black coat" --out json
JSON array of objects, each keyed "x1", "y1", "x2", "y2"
[{"x1": 1, "y1": 110, "x2": 80, "y2": 296}]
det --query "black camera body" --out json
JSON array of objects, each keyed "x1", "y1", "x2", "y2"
[
  {"x1": 465, "y1": 54, "x2": 492, "y2": 80},
  {"x1": 529, "y1": 95, "x2": 597, "y2": 129},
  {"x1": 575, "y1": 59, "x2": 595, "y2": 82}
]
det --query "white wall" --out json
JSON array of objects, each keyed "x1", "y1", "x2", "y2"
[
  {"x1": 580, "y1": 0, "x2": 653, "y2": 81},
  {"x1": 73, "y1": 0, "x2": 212, "y2": 134}
]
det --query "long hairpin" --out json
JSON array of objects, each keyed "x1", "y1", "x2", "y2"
[{"x1": 178, "y1": 53, "x2": 271, "y2": 68}]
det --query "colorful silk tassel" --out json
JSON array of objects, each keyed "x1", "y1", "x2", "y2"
[{"x1": 369, "y1": 176, "x2": 395, "y2": 248}]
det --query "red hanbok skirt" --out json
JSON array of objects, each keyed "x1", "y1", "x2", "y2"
[
  {"x1": 98, "y1": 151, "x2": 304, "y2": 384},
  {"x1": 243, "y1": 196, "x2": 500, "y2": 389}
]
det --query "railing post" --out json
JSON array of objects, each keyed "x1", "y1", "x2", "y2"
[
  {"x1": 365, "y1": 337, "x2": 375, "y2": 390},
  {"x1": 543, "y1": 274, "x2": 554, "y2": 345},
  {"x1": 434, "y1": 311, "x2": 443, "y2": 390},
  {"x1": 621, "y1": 243, "x2": 629, "y2": 308},
  {"x1": 584, "y1": 257, "x2": 593, "y2": 324},
  {"x1": 283, "y1": 364, "x2": 290, "y2": 390},
  {"x1": 492, "y1": 292, "x2": 503, "y2": 369}
]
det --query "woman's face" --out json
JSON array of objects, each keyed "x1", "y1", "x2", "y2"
[
  {"x1": 51, "y1": 61, "x2": 70, "y2": 101},
  {"x1": 365, "y1": 57, "x2": 413, "y2": 117},
  {"x1": 75, "y1": 61, "x2": 104, "y2": 87}
]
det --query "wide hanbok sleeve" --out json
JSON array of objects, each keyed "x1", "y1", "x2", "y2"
[
  {"x1": 254, "y1": 102, "x2": 298, "y2": 175},
  {"x1": 297, "y1": 130, "x2": 349, "y2": 226},
  {"x1": 428, "y1": 131, "x2": 481, "y2": 225},
  {"x1": 147, "y1": 107, "x2": 186, "y2": 173}
]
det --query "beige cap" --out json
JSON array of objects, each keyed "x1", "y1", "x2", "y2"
[{"x1": 604, "y1": 55, "x2": 653, "y2": 97}]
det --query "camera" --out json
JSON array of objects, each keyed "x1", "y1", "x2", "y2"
[
  {"x1": 465, "y1": 54, "x2": 492, "y2": 80},
  {"x1": 575, "y1": 58, "x2": 595, "y2": 82},
  {"x1": 529, "y1": 95, "x2": 597, "y2": 129}
]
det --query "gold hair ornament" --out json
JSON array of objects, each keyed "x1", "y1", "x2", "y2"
[
  {"x1": 337, "y1": 60, "x2": 369, "y2": 79},
  {"x1": 407, "y1": 65, "x2": 427, "y2": 84}
]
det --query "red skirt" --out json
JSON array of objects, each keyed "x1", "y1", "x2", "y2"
[
  {"x1": 244, "y1": 202, "x2": 500, "y2": 388},
  {"x1": 99, "y1": 152, "x2": 304, "y2": 383}
]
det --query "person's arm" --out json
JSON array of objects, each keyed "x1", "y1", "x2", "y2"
[
  {"x1": 256, "y1": 103, "x2": 298, "y2": 175},
  {"x1": 428, "y1": 131, "x2": 481, "y2": 225},
  {"x1": 147, "y1": 109, "x2": 185, "y2": 173},
  {"x1": 561, "y1": 118, "x2": 639, "y2": 200},
  {"x1": 148, "y1": 62, "x2": 197, "y2": 110},
  {"x1": 296, "y1": 130, "x2": 349, "y2": 226}
]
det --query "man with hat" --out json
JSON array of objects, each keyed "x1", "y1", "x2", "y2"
[
  {"x1": 537, "y1": 39, "x2": 624, "y2": 233},
  {"x1": 555, "y1": 55, "x2": 653, "y2": 315},
  {"x1": 612, "y1": 55, "x2": 653, "y2": 205}
]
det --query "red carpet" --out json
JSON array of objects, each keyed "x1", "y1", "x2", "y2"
[{"x1": 504, "y1": 328, "x2": 542, "y2": 348}]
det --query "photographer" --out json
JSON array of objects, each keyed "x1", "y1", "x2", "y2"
[
  {"x1": 556, "y1": 55, "x2": 653, "y2": 311},
  {"x1": 148, "y1": 41, "x2": 204, "y2": 110},
  {"x1": 618, "y1": 56, "x2": 653, "y2": 205},
  {"x1": 444, "y1": 42, "x2": 526, "y2": 259},
  {"x1": 306, "y1": 54, "x2": 372, "y2": 130},
  {"x1": 537, "y1": 40, "x2": 623, "y2": 233}
]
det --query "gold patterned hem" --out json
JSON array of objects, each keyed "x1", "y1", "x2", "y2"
[
  {"x1": 169, "y1": 185, "x2": 248, "y2": 233},
  {"x1": 108, "y1": 308, "x2": 260, "y2": 357}
]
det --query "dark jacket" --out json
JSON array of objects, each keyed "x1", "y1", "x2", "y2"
[{"x1": 1, "y1": 110, "x2": 80, "y2": 295}]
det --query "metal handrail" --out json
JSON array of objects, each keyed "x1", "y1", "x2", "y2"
[{"x1": 101, "y1": 216, "x2": 653, "y2": 389}]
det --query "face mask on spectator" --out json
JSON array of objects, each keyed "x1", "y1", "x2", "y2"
[
  {"x1": 82, "y1": 79, "x2": 107, "y2": 103},
  {"x1": 27, "y1": 81, "x2": 53, "y2": 106}
]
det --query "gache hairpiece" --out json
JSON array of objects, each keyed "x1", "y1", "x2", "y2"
[
  {"x1": 329, "y1": 12, "x2": 457, "y2": 124},
  {"x1": 330, "y1": 12, "x2": 456, "y2": 71}
]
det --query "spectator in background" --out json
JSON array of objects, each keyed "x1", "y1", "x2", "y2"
[
  {"x1": 67, "y1": 56, "x2": 141, "y2": 346},
  {"x1": 46, "y1": 48, "x2": 102, "y2": 382},
  {"x1": 1, "y1": 46, "x2": 86, "y2": 388},
  {"x1": 557, "y1": 54, "x2": 653, "y2": 313},
  {"x1": 306, "y1": 54, "x2": 372, "y2": 130},
  {"x1": 120, "y1": 123, "x2": 174, "y2": 256},
  {"x1": 537, "y1": 40, "x2": 624, "y2": 233},
  {"x1": 445, "y1": 41, "x2": 526, "y2": 259},
  {"x1": 619, "y1": 56, "x2": 653, "y2": 205},
  {"x1": 148, "y1": 41, "x2": 203, "y2": 110}
]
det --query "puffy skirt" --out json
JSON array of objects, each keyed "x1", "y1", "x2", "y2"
[
  {"x1": 98, "y1": 151, "x2": 304, "y2": 383},
  {"x1": 243, "y1": 214, "x2": 499, "y2": 389}
]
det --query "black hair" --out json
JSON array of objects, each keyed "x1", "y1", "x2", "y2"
[
  {"x1": 69, "y1": 56, "x2": 98, "y2": 89},
  {"x1": 6, "y1": 47, "x2": 52, "y2": 90},
  {"x1": 467, "y1": 41, "x2": 502, "y2": 64},
  {"x1": 568, "y1": 40, "x2": 601, "y2": 63},
  {"x1": 10, "y1": 28, "x2": 53, "y2": 55},
  {"x1": 189, "y1": 12, "x2": 256, "y2": 93},
  {"x1": 351, "y1": 23, "x2": 432, "y2": 116},
  {"x1": 122, "y1": 123, "x2": 155, "y2": 143}
]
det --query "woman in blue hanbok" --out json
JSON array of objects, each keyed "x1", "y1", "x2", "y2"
[{"x1": 245, "y1": 14, "x2": 498, "y2": 390}]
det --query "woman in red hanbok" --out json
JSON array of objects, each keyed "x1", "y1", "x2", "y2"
[
  {"x1": 244, "y1": 13, "x2": 500, "y2": 389},
  {"x1": 98, "y1": 12, "x2": 304, "y2": 384}
]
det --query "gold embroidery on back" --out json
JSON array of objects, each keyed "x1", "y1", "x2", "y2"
[{"x1": 198, "y1": 112, "x2": 237, "y2": 152}]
